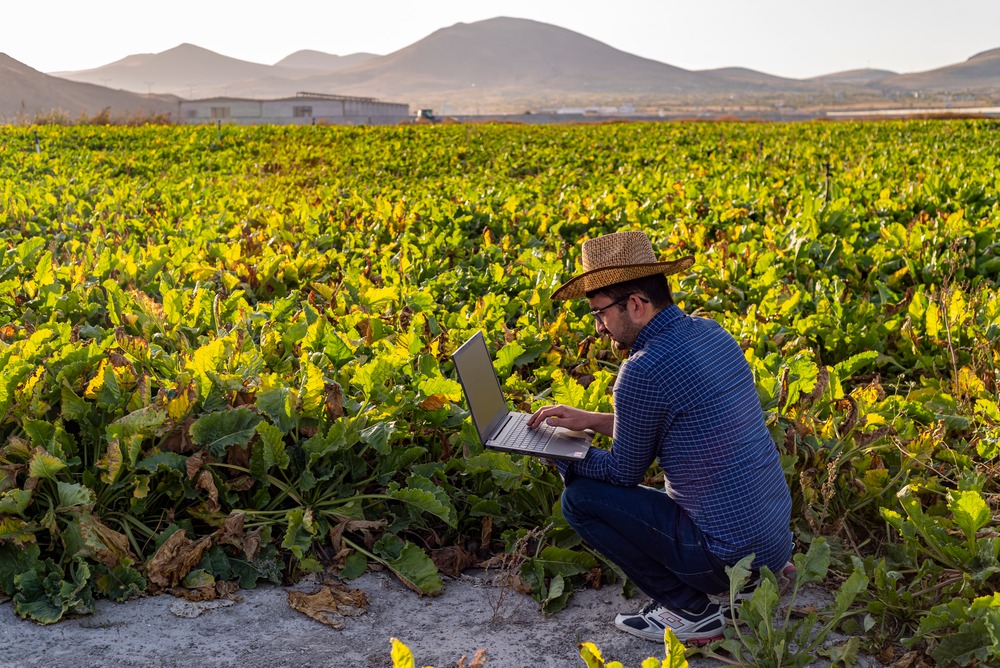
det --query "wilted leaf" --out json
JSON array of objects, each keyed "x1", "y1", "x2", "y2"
[
  {"x1": 195, "y1": 470, "x2": 221, "y2": 513},
  {"x1": 146, "y1": 530, "x2": 212, "y2": 589},
  {"x1": 287, "y1": 583, "x2": 368, "y2": 628},
  {"x1": 431, "y1": 545, "x2": 477, "y2": 578}
]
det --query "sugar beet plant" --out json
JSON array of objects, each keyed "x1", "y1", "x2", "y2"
[{"x1": 1, "y1": 121, "x2": 998, "y2": 661}]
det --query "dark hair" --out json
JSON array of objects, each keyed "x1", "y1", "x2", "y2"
[{"x1": 586, "y1": 273, "x2": 674, "y2": 310}]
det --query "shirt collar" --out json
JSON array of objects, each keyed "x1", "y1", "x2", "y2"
[{"x1": 633, "y1": 304, "x2": 685, "y2": 352}]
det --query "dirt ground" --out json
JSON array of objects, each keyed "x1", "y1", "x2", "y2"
[{"x1": 1, "y1": 570, "x2": 875, "y2": 668}]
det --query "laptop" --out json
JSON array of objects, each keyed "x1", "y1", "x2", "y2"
[{"x1": 451, "y1": 331, "x2": 592, "y2": 461}]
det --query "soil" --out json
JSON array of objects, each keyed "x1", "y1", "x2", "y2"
[{"x1": 0, "y1": 570, "x2": 874, "y2": 668}]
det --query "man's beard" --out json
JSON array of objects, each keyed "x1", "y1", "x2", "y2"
[{"x1": 611, "y1": 319, "x2": 643, "y2": 352}]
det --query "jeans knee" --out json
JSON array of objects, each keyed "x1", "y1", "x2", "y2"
[{"x1": 560, "y1": 476, "x2": 598, "y2": 525}]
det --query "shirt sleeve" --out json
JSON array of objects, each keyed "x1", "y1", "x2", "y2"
[{"x1": 559, "y1": 357, "x2": 667, "y2": 486}]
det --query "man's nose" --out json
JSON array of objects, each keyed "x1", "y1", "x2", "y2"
[{"x1": 595, "y1": 319, "x2": 608, "y2": 335}]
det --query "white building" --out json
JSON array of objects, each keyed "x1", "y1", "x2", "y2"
[{"x1": 178, "y1": 92, "x2": 409, "y2": 126}]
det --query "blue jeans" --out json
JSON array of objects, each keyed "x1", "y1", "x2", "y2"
[{"x1": 561, "y1": 476, "x2": 730, "y2": 612}]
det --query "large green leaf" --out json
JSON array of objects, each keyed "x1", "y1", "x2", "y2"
[
  {"x1": 251, "y1": 421, "x2": 290, "y2": 479},
  {"x1": 949, "y1": 490, "x2": 991, "y2": 543},
  {"x1": 0, "y1": 542, "x2": 41, "y2": 596},
  {"x1": 189, "y1": 408, "x2": 262, "y2": 458},
  {"x1": 387, "y1": 475, "x2": 457, "y2": 528},
  {"x1": 28, "y1": 448, "x2": 67, "y2": 481},
  {"x1": 13, "y1": 560, "x2": 95, "y2": 624},
  {"x1": 373, "y1": 534, "x2": 443, "y2": 596}
]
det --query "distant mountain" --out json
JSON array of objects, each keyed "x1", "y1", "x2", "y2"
[
  {"x1": 807, "y1": 69, "x2": 897, "y2": 84},
  {"x1": 14, "y1": 16, "x2": 1000, "y2": 117},
  {"x1": 53, "y1": 43, "x2": 312, "y2": 97},
  {"x1": 0, "y1": 53, "x2": 175, "y2": 121},
  {"x1": 884, "y1": 47, "x2": 1000, "y2": 91},
  {"x1": 274, "y1": 50, "x2": 378, "y2": 71},
  {"x1": 304, "y1": 17, "x2": 704, "y2": 94}
]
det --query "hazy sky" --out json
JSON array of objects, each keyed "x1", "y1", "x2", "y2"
[{"x1": 3, "y1": 0, "x2": 998, "y2": 79}]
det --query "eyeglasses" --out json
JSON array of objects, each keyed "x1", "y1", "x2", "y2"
[{"x1": 589, "y1": 294, "x2": 649, "y2": 324}]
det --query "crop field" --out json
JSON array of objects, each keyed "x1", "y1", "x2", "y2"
[{"x1": 1, "y1": 120, "x2": 999, "y2": 664}]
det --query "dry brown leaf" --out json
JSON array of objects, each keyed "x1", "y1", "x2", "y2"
[
  {"x1": 287, "y1": 584, "x2": 369, "y2": 629},
  {"x1": 195, "y1": 470, "x2": 221, "y2": 513},
  {"x1": 583, "y1": 566, "x2": 603, "y2": 590},
  {"x1": 418, "y1": 395, "x2": 448, "y2": 411},
  {"x1": 431, "y1": 545, "x2": 476, "y2": 578},
  {"x1": 215, "y1": 580, "x2": 242, "y2": 599},
  {"x1": 890, "y1": 651, "x2": 933, "y2": 668},
  {"x1": 877, "y1": 644, "x2": 896, "y2": 665},
  {"x1": 185, "y1": 451, "x2": 207, "y2": 479},
  {"x1": 326, "y1": 382, "x2": 344, "y2": 420},
  {"x1": 242, "y1": 527, "x2": 262, "y2": 561},
  {"x1": 78, "y1": 512, "x2": 135, "y2": 568},
  {"x1": 329, "y1": 517, "x2": 387, "y2": 555},
  {"x1": 146, "y1": 530, "x2": 212, "y2": 588},
  {"x1": 227, "y1": 474, "x2": 255, "y2": 492},
  {"x1": 226, "y1": 443, "x2": 251, "y2": 469},
  {"x1": 480, "y1": 516, "x2": 493, "y2": 551},
  {"x1": 458, "y1": 649, "x2": 488, "y2": 668},
  {"x1": 213, "y1": 512, "x2": 245, "y2": 545},
  {"x1": 168, "y1": 585, "x2": 218, "y2": 602}
]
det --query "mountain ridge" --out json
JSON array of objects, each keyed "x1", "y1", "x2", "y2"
[{"x1": 6, "y1": 16, "x2": 1000, "y2": 118}]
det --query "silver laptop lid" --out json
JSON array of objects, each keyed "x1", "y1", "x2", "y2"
[{"x1": 451, "y1": 331, "x2": 509, "y2": 444}]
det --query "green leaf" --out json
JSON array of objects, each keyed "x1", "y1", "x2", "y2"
[
  {"x1": 537, "y1": 546, "x2": 597, "y2": 578},
  {"x1": 297, "y1": 360, "x2": 326, "y2": 416},
  {"x1": 0, "y1": 542, "x2": 41, "y2": 596},
  {"x1": 360, "y1": 421, "x2": 395, "y2": 455},
  {"x1": 494, "y1": 341, "x2": 526, "y2": 377},
  {"x1": 0, "y1": 489, "x2": 32, "y2": 515},
  {"x1": 542, "y1": 573, "x2": 571, "y2": 614},
  {"x1": 28, "y1": 449, "x2": 67, "y2": 481},
  {"x1": 56, "y1": 482, "x2": 95, "y2": 511},
  {"x1": 135, "y1": 451, "x2": 187, "y2": 473},
  {"x1": 256, "y1": 385, "x2": 297, "y2": 432},
  {"x1": 831, "y1": 568, "x2": 868, "y2": 617},
  {"x1": 282, "y1": 507, "x2": 318, "y2": 560},
  {"x1": 340, "y1": 552, "x2": 368, "y2": 580},
  {"x1": 60, "y1": 382, "x2": 91, "y2": 421},
  {"x1": 13, "y1": 560, "x2": 95, "y2": 624},
  {"x1": 189, "y1": 408, "x2": 262, "y2": 458},
  {"x1": 834, "y1": 351, "x2": 878, "y2": 379},
  {"x1": 795, "y1": 537, "x2": 830, "y2": 586},
  {"x1": 819, "y1": 637, "x2": 860, "y2": 667},
  {"x1": 373, "y1": 534, "x2": 443, "y2": 595},
  {"x1": 251, "y1": 421, "x2": 290, "y2": 479},
  {"x1": 92, "y1": 564, "x2": 146, "y2": 602},
  {"x1": 949, "y1": 490, "x2": 991, "y2": 543},
  {"x1": 228, "y1": 543, "x2": 283, "y2": 589},
  {"x1": 552, "y1": 371, "x2": 585, "y2": 408},
  {"x1": 387, "y1": 475, "x2": 458, "y2": 528},
  {"x1": 663, "y1": 628, "x2": 690, "y2": 668}
]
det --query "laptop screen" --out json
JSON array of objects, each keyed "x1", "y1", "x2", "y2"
[{"x1": 451, "y1": 332, "x2": 509, "y2": 443}]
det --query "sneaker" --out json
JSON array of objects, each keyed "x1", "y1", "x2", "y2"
[{"x1": 614, "y1": 600, "x2": 724, "y2": 645}]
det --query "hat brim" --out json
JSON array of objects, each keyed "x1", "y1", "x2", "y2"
[{"x1": 550, "y1": 256, "x2": 694, "y2": 300}]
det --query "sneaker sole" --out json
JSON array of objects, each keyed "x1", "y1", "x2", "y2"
[{"x1": 615, "y1": 623, "x2": 724, "y2": 645}]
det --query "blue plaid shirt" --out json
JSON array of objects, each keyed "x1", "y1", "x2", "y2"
[{"x1": 559, "y1": 305, "x2": 793, "y2": 570}]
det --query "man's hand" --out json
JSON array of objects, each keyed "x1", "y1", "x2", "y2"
[{"x1": 528, "y1": 405, "x2": 614, "y2": 437}]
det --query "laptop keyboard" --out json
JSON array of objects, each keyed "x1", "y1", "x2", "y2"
[{"x1": 505, "y1": 416, "x2": 557, "y2": 451}]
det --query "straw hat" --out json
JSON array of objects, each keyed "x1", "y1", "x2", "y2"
[{"x1": 551, "y1": 231, "x2": 694, "y2": 300}]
